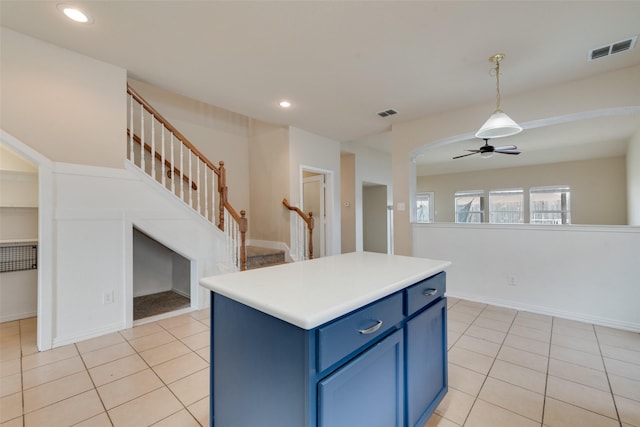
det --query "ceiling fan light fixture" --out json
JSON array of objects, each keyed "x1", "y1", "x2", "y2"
[
  {"x1": 475, "y1": 109, "x2": 523, "y2": 139},
  {"x1": 476, "y1": 53, "x2": 522, "y2": 139}
]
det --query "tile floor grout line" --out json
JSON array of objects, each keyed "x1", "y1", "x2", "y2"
[
  {"x1": 464, "y1": 305, "x2": 549, "y2": 426},
  {"x1": 71, "y1": 341, "x2": 115, "y2": 427},
  {"x1": 123, "y1": 321, "x2": 205, "y2": 426},
  {"x1": 457, "y1": 303, "x2": 516, "y2": 426},
  {"x1": 593, "y1": 323, "x2": 624, "y2": 427}
]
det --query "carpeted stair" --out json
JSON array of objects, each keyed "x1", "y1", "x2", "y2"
[{"x1": 246, "y1": 246, "x2": 286, "y2": 269}]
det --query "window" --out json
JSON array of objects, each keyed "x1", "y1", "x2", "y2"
[
  {"x1": 489, "y1": 188, "x2": 524, "y2": 224},
  {"x1": 416, "y1": 192, "x2": 434, "y2": 223},
  {"x1": 530, "y1": 186, "x2": 571, "y2": 224},
  {"x1": 454, "y1": 190, "x2": 484, "y2": 223}
]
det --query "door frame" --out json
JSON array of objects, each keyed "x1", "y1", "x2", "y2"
[
  {"x1": 1, "y1": 130, "x2": 54, "y2": 351},
  {"x1": 303, "y1": 174, "x2": 326, "y2": 257},
  {"x1": 299, "y1": 165, "x2": 334, "y2": 257}
]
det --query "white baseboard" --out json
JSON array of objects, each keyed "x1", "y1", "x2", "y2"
[
  {"x1": 0, "y1": 311, "x2": 37, "y2": 323},
  {"x1": 447, "y1": 292, "x2": 640, "y2": 333},
  {"x1": 53, "y1": 321, "x2": 124, "y2": 348},
  {"x1": 133, "y1": 307, "x2": 195, "y2": 326}
]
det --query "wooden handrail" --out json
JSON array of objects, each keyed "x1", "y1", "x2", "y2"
[
  {"x1": 223, "y1": 202, "x2": 248, "y2": 271},
  {"x1": 128, "y1": 131, "x2": 197, "y2": 190},
  {"x1": 128, "y1": 83, "x2": 248, "y2": 271},
  {"x1": 127, "y1": 84, "x2": 220, "y2": 175},
  {"x1": 282, "y1": 198, "x2": 314, "y2": 260}
]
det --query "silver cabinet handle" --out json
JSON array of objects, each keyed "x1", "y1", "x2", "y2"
[
  {"x1": 358, "y1": 320, "x2": 383, "y2": 335},
  {"x1": 423, "y1": 288, "x2": 438, "y2": 297}
]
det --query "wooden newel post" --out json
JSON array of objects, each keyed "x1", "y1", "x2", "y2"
[
  {"x1": 218, "y1": 161, "x2": 226, "y2": 231},
  {"x1": 308, "y1": 212, "x2": 314, "y2": 260},
  {"x1": 239, "y1": 210, "x2": 248, "y2": 271}
]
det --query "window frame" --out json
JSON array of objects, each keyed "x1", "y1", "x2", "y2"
[
  {"x1": 416, "y1": 192, "x2": 435, "y2": 223},
  {"x1": 454, "y1": 190, "x2": 485, "y2": 223},
  {"x1": 488, "y1": 188, "x2": 524, "y2": 224},
  {"x1": 529, "y1": 185, "x2": 571, "y2": 225}
]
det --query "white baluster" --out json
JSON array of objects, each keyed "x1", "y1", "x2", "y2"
[
  {"x1": 188, "y1": 149, "x2": 193, "y2": 208},
  {"x1": 129, "y1": 95, "x2": 133, "y2": 161},
  {"x1": 140, "y1": 105, "x2": 145, "y2": 172},
  {"x1": 197, "y1": 159, "x2": 201, "y2": 215},
  {"x1": 170, "y1": 134, "x2": 175, "y2": 195},
  {"x1": 179, "y1": 142, "x2": 184, "y2": 201},
  {"x1": 161, "y1": 124, "x2": 166, "y2": 187},
  {"x1": 151, "y1": 115, "x2": 156, "y2": 179},
  {"x1": 204, "y1": 166, "x2": 209, "y2": 222}
]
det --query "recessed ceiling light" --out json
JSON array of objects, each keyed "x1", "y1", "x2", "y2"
[
  {"x1": 279, "y1": 100, "x2": 292, "y2": 108},
  {"x1": 57, "y1": 4, "x2": 93, "y2": 23}
]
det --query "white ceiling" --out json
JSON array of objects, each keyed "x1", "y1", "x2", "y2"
[{"x1": 2, "y1": 1, "x2": 640, "y2": 168}]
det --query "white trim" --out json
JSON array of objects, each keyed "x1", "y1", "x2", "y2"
[
  {"x1": 1, "y1": 129, "x2": 54, "y2": 351},
  {"x1": 53, "y1": 321, "x2": 124, "y2": 348},
  {"x1": 132, "y1": 306, "x2": 195, "y2": 326},
  {"x1": 447, "y1": 292, "x2": 640, "y2": 333},
  {"x1": 0, "y1": 311, "x2": 38, "y2": 323},
  {"x1": 412, "y1": 221, "x2": 640, "y2": 233}
]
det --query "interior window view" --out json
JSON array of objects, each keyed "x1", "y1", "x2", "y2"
[{"x1": 1, "y1": 2, "x2": 639, "y2": 427}]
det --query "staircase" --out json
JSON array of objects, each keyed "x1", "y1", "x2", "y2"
[
  {"x1": 246, "y1": 246, "x2": 286, "y2": 269},
  {"x1": 127, "y1": 84, "x2": 314, "y2": 271}
]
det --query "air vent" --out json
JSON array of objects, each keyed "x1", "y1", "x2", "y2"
[
  {"x1": 377, "y1": 109, "x2": 398, "y2": 118},
  {"x1": 589, "y1": 35, "x2": 637, "y2": 60}
]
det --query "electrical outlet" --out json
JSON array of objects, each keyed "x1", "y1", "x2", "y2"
[
  {"x1": 508, "y1": 275, "x2": 517, "y2": 286},
  {"x1": 102, "y1": 290, "x2": 114, "y2": 304}
]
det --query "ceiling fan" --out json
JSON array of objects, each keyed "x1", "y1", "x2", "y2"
[{"x1": 453, "y1": 138, "x2": 521, "y2": 159}]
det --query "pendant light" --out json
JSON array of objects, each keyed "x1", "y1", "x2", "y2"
[{"x1": 475, "y1": 53, "x2": 522, "y2": 139}]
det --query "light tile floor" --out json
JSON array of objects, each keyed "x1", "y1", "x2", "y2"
[{"x1": 1, "y1": 298, "x2": 639, "y2": 426}]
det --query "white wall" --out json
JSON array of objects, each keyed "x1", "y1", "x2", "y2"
[
  {"x1": 413, "y1": 223, "x2": 640, "y2": 331},
  {"x1": 289, "y1": 127, "x2": 341, "y2": 255},
  {"x1": 133, "y1": 229, "x2": 190, "y2": 298},
  {"x1": 0, "y1": 28, "x2": 126, "y2": 169},
  {"x1": 628, "y1": 128, "x2": 640, "y2": 226},
  {"x1": 51, "y1": 161, "x2": 226, "y2": 347}
]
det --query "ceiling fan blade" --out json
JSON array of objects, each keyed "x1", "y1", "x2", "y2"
[
  {"x1": 495, "y1": 149, "x2": 521, "y2": 155},
  {"x1": 453, "y1": 152, "x2": 479, "y2": 159},
  {"x1": 494, "y1": 145, "x2": 518, "y2": 151}
]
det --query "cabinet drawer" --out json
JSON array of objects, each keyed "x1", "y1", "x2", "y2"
[
  {"x1": 405, "y1": 272, "x2": 446, "y2": 317},
  {"x1": 317, "y1": 293, "x2": 403, "y2": 372}
]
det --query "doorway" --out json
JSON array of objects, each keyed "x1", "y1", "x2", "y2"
[
  {"x1": 362, "y1": 183, "x2": 389, "y2": 254},
  {"x1": 302, "y1": 170, "x2": 327, "y2": 258},
  {"x1": 132, "y1": 228, "x2": 191, "y2": 320}
]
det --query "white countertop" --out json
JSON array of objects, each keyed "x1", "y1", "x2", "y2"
[{"x1": 200, "y1": 252, "x2": 451, "y2": 330}]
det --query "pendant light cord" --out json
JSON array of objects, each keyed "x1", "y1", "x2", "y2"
[{"x1": 492, "y1": 56, "x2": 502, "y2": 111}]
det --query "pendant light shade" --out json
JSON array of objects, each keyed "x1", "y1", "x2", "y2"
[
  {"x1": 476, "y1": 54, "x2": 522, "y2": 139},
  {"x1": 475, "y1": 109, "x2": 522, "y2": 139}
]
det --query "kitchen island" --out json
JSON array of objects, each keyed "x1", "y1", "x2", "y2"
[{"x1": 200, "y1": 251, "x2": 451, "y2": 427}]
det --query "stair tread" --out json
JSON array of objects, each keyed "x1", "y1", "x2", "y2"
[{"x1": 246, "y1": 246, "x2": 285, "y2": 257}]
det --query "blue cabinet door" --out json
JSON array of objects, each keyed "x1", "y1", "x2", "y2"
[
  {"x1": 318, "y1": 329, "x2": 404, "y2": 427},
  {"x1": 405, "y1": 298, "x2": 447, "y2": 427}
]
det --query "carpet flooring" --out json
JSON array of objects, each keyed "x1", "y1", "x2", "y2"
[{"x1": 133, "y1": 290, "x2": 190, "y2": 320}]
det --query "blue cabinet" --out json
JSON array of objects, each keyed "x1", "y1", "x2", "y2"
[
  {"x1": 318, "y1": 329, "x2": 404, "y2": 427},
  {"x1": 210, "y1": 272, "x2": 446, "y2": 427},
  {"x1": 406, "y1": 298, "x2": 447, "y2": 427}
]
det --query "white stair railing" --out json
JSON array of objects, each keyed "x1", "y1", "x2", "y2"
[
  {"x1": 127, "y1": 84, "x2": 247, "y2": 270},
  {"x1": 282, "y1": 199, "x2": 314, "y2": 262}
]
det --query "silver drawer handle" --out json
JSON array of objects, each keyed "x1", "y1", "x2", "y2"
[
  {"x1": 423, "y1": 288, "x2": 438, "y2": 297},
  {"x1": 358, "y1": 320, "x2": 383, "y2": 335}
]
